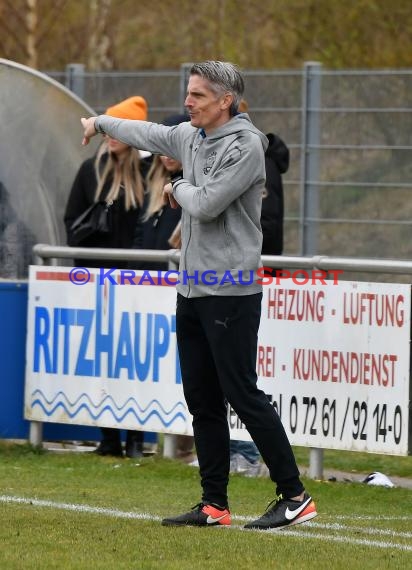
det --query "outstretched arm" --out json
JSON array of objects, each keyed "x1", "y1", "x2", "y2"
[{"x1": 82, "y1": 114, "x2": 188, "y2": 160}]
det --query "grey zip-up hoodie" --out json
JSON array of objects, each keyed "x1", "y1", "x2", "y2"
[{"x1": 95, "y1": 113, "x2": 268, "y2": 297}]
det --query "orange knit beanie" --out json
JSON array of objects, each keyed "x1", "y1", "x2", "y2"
[{"x1": 105, "y1": 96, "x2": 148, "y2": 120}]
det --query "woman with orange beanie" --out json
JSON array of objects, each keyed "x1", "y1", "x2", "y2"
[{"x1": 64, "y1": 96, "x2": 150, "y2": 457}]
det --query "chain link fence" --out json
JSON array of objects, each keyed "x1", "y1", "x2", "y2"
[{"x1": 47, "y1": 64, "x2": 412, "y2": 279}]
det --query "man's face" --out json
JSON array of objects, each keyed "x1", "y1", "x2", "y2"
[{"x1": 185, "y1": 74, "x2": 232, "y2": 133}]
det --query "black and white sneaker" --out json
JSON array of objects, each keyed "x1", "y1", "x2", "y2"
[
  {"x1": 162, "y1": 502, "x2": 231, "y2": 527},
  {"x1": 245, "y1": 493, "x2": 317, "y2": 530}
]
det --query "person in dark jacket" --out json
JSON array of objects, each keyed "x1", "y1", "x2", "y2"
[
  {"x1": 132, "y1": 115, "x2": 189, "y2": 270},
  {"x1": 261, "y1": 132, "x2": 289, "y2": 256},
  {"x1": 64, "y1": 96, "x2": 150, "y2": 458},
  {"x1": 0, "y1": 181, "x2": 35, "y2": 278}
]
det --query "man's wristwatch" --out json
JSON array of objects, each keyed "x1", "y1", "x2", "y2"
[
  {"x1": 170, "y1": 171, "x2": 183, "y2": 187},
  {"x1": 94, "y1": 118, "x2": 103, "y2": 134}
]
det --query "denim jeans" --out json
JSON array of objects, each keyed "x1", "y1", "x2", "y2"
[{"x1": 230, "y1": 440, "x2": 260, "y2": 464}]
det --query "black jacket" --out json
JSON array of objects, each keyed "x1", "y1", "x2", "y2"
[
  {"x1": 0, "y1": 181, "x2": 35, "y2": 278},
  {"x1": 261, "y1": 133, "x2": 289, "y2": 255},
  {"x1": 132, "y1": 192, "x2": 182, "y2": 271},
  {"x1": 64, "y1": 154, "x2": 149, "y2": 268}
]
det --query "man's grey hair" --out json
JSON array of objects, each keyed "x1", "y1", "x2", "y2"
[{"x1": 190, "y1": 61, "x2": 245, "y2": 116}]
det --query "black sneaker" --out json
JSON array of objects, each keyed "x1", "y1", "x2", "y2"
[
  {"x1": 162, "y1": 503, "x2": 231, "y2": 527},
  {"x1": 94, "y1": 442, "x2": 123, "y2": 457},
  {"x1": 244, "y1": 493, "x2": 317, "y2": 530}
]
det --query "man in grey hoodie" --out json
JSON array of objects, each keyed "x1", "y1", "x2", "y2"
[{"x1": 81, "y1": 60, "x2": 317, "y2": 530}]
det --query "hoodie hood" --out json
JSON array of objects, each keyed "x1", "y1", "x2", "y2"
[
  {"x1": 204, "y1": 112, "x2": 269, "y2": 152},
  {"x1": 265, "y1": 132, "x2": 289, "y2": 174}
]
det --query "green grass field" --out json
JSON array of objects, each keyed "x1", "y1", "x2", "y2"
[{"x1": 0, "y1": 442, "x2": 411, "y2": 569}]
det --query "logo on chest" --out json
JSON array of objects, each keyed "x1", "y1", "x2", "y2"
[{"x1": 203, "y1": 151, "x2": 217, "y2": 175}]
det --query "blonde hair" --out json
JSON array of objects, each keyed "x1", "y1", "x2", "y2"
[
  {"x1": 94, "y1": 141, "x2": 144, "y2": 210},
  {"x1": 238, "y1": 99, "x2": 249, "y2": 113},
  {"x1": 143, "y1": 155, "x2": 172, "y2": 220}
]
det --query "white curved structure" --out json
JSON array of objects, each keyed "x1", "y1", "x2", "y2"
[{"x1": 0, "y1": 59, "x2": 100, "y2": 277}]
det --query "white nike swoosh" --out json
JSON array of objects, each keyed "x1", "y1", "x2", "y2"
[
  {"x1": 284, "y1": 497, "x2": 311, "y2": 521},
  {"x1": 206, "y1": 514, "x2": 227, "y2": 524}
]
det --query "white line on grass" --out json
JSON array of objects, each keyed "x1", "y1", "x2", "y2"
[
  {"x1": 322, "y1": 514, "x2": 412, "y2": 521},
  {"x1": 1, "y1": 495, "x2": 411, "y2": 552},
  {"x1": 295, "y1": 521, "x2": 412, "y2": 539},
  {"x1": 241, "y1": 523, "x2": 412, "y2": 552},
  {"x1": 0, "y1": 494, "x2": 161, "y2": 522}
]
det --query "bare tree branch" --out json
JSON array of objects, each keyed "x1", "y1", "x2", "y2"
[
  {"x1": 36, "y1": 0, "x2": 69, "y2": 48},
  {"x1": 0, "y1": 12, "x2": 26, "y2": 54},
  {"x1": 26, "y1": 0, "x2": 38, "y2": 67},
  {"x1": 87, "y1": 0, "x2": 113, "y2": 70}
]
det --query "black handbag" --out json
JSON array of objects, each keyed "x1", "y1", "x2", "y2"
[{"x1": 68, "y1": 200, "x2": 113, "y2": 246}]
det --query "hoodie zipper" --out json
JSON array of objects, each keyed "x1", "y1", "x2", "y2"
[{"x1": 184, "y1": 135, "x2": 203, "y2": 296}]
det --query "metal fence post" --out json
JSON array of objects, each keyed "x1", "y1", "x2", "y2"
[
  {"x1": 29, "y1": 252, "x2": 46, "y2": 446},
  {"x1": 162, "y1": 253, "x2": 181, "y2": 458},
  {"x1": 29, "y1": 421, "x2": 43, "y2": 447},
  {"x1": 163, "y1": 433, "x2": 178, "y2": 459},
  {"x1": 300, "y1": 61, "x2": 321, "y2": 256},
  {"x1": 179, "y1": 63, "x2": 192, "y2": 113},
  {"x1": 300, "y1": 62, "x2": 323, "y2": 478},
  {"x1": 309, "y1": 447, "x2": 324, "y2": 480},
  {"x1": 65, "y1": 63, "x2": 85, "y2": 99}
]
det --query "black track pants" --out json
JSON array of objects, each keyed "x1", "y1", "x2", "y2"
[{"x1": 176, "y1": 292, "x2": 304, "y2": 507}]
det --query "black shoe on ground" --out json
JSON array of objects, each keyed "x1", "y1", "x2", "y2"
[
  {"x1": 125, "y1": 441, "x2": 143, "y2": 458},
  {"x1": 94, "y1": 442, "x2": 123, "y2": 457},
  {"x1": 96, "y1": 427, "x2": 123, "y2": 457},
  {"x1": 125, "y1": 431, "x2": 144, "y2": 458},
  {"x1": 244, "y1": 493, "x2": 317, "y2": 530},
  {"x1": 162, "y1": 503, "x2": 231, "y2": 527}
]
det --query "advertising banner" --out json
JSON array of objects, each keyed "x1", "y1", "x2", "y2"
[
  {"x1": 231, "y1": 277, "x2": 411, "y2": 455},
  {"x1": 25, "y1": 266, "x2": 411, "y2": 455}
]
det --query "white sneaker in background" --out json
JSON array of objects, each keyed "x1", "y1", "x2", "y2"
[
  {"x1": 188, "y1": 458, "x2": 199, "y2": 467},
  {"x1": 362, "y1": 472, "x2": 395, "y2": 488}
]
